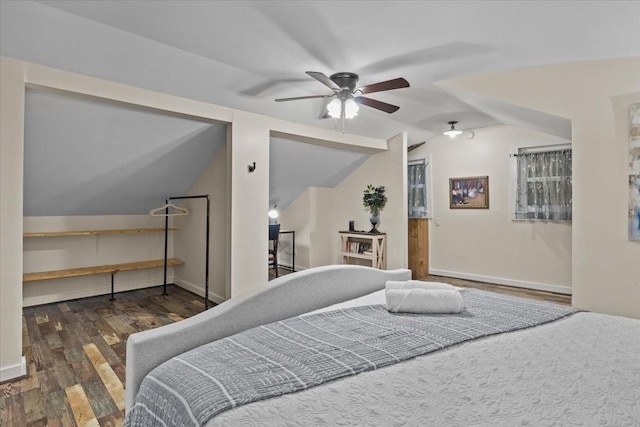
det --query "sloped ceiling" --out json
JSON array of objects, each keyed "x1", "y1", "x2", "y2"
[
  {"x1": 3, "y1": 1, "x2": 639, "y2": 217},
  {"x1": 24, "y1": 90, "x2": 366, "y2": 217},
  {"x1": 24, "y1": 89, "x2": 227, "y2": 216},
  {"x1": 3, "y1": 1, "x2": 638, "y2": 144},
  {"x1": 269, "y1": 138, "x2": 369, "y2": 211}
]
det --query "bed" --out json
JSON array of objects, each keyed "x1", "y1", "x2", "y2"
[{"x1": 124, "y1": 265, "x2": 640, "y2": 426}]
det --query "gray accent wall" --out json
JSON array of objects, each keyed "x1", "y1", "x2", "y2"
[{"x1": 24, "y1": 89, "x2": 227, "y2": 216}]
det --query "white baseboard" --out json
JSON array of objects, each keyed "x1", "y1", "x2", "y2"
[
  {"x1": 428, "y1": 268, "x2": 572, "y2": 295},
  {"x1": 0, "y1": 356, "x2": 26, "y2": 383},
  {"x1": 174, "y1": 279, "x2": 226, "y2": 305},
  {"x1": 22, "y1": 278, "x2": 171, "y2": 307}
]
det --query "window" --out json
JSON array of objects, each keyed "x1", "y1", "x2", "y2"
[
  {"x1": 515, "y1": 147, "x2": 572, "y2": 221},
  {"x1": 408, "y1": 159, "x2": 430, "y2": 218}
]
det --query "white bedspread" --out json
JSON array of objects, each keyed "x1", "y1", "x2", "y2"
[{"x1": 207, "y1": 307, "x2": 640, "y2": 426}]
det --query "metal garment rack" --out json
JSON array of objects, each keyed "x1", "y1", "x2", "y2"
[{"x1": 162, "y1": 194, "x2": 211, "y2": 309}]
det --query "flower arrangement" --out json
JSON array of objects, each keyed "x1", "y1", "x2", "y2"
[{"x1": 362, "y1": 185, "x2": 387, "y2": 215}]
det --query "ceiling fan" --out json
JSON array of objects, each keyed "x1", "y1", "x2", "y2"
[{"x1": 275, "y1": 71, "x2": 410, "y2": 118}]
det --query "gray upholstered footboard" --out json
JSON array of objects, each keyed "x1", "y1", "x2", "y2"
[{"x1": 125, "y1": 265, "x2": 411, "y2": 410}]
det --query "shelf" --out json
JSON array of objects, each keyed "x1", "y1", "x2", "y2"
[
  {"x1": 23, "y1": 258, "x2": 184, "y2": 282},
  {"x1": 339, "y1": 232, "x2": 386, "y2": 269},
  {"x1": 340, "y1": 252, "x2": 373, "y2": 260},
  {"x1": 338, "y1": 231, "x2": 386, "y2": 236},
  {"x1": 23, "y1": 228, "x2": 178, "y2": 238}
]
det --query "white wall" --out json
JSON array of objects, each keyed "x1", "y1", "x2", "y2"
[
  {"x1": 411, "y1": 125, "x2": 572, "y2": 293},
  {"x1": 277, "y1": 187, "x2": 312, "y2": 271},
  {"x1": 173, "y1": 142, "x2": 228, "y2": 303},
  {"x1": 0, "y1": 56, "x2": 25, "y2": 382},
  {"x1": 23, "y1": 215, "x2": 175, "y2": 306},
  {"x1": 280, "y1": 133, "x2": 408, "y2": 270},
  {"x1": 329, "y1": 133, "x2": 408, "y2": 269},
  {"x1": 227, "y1": 112, "x2": 271, "y2": 297},
  {"x1": 440, "y1": 57, "x2": 640, "y2": 318}
]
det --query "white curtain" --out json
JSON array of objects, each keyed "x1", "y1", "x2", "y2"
[
  {"x1": 408, "y1": 163, "x2": 427, "y2": 218},
  {"x1": 516, "y1": 149, "x2": 572, "y2": 221}
]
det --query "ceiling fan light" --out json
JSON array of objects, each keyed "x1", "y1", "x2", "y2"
[
  {"x1": 444, "y1": 121, "x2": 463, "y2": 137},
  {"x1": 327, "y1": 98, "x2": 341, "y2": 118},
  {"x1": 344, "y1": 99, "x2": 359, "y2": 119}
]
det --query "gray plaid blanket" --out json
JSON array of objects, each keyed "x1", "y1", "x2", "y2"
[{"x1": 125, "y1": 289, "x2": 573, "y2": 426}]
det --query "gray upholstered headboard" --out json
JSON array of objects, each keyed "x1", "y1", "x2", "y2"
[{"x1": 125, "y1": 265, "x2": 411, "y2": 410}]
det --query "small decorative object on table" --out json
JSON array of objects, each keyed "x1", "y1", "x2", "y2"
[{"x1": 363, "y1": 184, "x2": 387, "y2": 233}]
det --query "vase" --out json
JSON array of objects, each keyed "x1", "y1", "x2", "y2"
[{"x1": 369, "y1": 210, "x2": 380, "y2": 233}]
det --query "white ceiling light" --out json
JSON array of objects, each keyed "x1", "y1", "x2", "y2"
[
  {"x1": 268, "y1": 205, "x2": 279, "y2": 219},
  {"x1": 327, "y1": 97, "x2": 359, "y2": 120},
  {"x1": 444, "y1": 121, "x2": 463, "y2": 137},
  {"x1": 344, "y1": 98, "x2": 359, "y2": 119},
  {"x1": 327, "y1": 98, "x2": 342, "y2": 118}
]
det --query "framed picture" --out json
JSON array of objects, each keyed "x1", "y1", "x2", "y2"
[{"x1": 449, "y1": 176, "x2": 489, "y2": 209}]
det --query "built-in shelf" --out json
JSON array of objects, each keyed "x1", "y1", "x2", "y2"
[
  {"x1": 23, "y1": 227, "x2": 177, "y2": 238},
  {"x1": 23, "y1": 258, "x2": 183, "y2": 282},
  {"x1": 23, "y1": 224, "x2": 184, "y2": 301}
]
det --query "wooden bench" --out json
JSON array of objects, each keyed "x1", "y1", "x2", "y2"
[{"x1": 23, "y1": 258, "x2": 184, "y2": 300}]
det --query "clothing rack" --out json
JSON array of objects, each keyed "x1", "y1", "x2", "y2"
[{"x1": 161, "y1": 194, "x2": 211, "y2": 309}]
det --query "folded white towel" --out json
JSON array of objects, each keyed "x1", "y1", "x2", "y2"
[
  {"x1": 386, "y1": 280, "x2": 460, "y2": 291},
  {"x1": 385, "y1": 289, "x2": 465, "y2": 314}
]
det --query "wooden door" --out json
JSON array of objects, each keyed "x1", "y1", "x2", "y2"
[{"x1": 408, "y1": 218, "x2": 429, "y2": 278}]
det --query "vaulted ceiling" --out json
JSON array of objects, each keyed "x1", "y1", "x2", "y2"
[
  {"x1": 2, "y1": 1, "x2": 639, "y2": 216},
  {"x1": 24, "y1": 89, "x2": 369, "y2": 216},
  {"x1": 4, "y1": 1, "x2": 639, "y2": 144},
  {"x1": 24, "y1": 89, "x2": 227, "y2": 216}
]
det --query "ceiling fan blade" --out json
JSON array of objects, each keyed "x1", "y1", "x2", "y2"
[
  {"x1": 306, "y1": 71, "x2": 340, "y2": 90},
  {"x1": 275, "y1": 94, "x2": 333, "y2": 102},
  {"x1": 357, "y1": 77, "x2": 410, "y2": 95},
  {"x1": 355, "y1": 96, "x2": 400, "y2": 113}
]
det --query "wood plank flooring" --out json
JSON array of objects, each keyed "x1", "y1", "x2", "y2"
[
  {"x1": 2, "y1": 274, "x2": 570, "y2": 426},
  {"x1": 0, "y1": 285, "x2": 205, "y2": 427},
  {"x1": 417, "y1": 274, "x2": 572, "y2": 306}
]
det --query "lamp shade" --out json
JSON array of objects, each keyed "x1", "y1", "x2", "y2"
[
  {"x1": 327, "y1": 98, "x2": 341, "y2": 118},
  {"x1": 344, "y1": 99, "x2": 359, "y2": 119},
  {"x1": 268, "y1": 209, "x2": 279, "y2": 219},
  {"x1": 444, "y1": 121, "x2": 462, "y2": 137}
]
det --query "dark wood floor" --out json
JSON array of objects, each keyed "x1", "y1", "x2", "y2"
[
  {"x1": 2, "y1": 273, "x2": 570, "y2": 426},
  {"x1": 0, "y1": 285, "x2": 205, "y2": 427}
]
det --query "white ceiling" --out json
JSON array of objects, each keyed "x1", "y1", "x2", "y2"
[
  {"x1": 3, "y1": 1, "x2": 640, "y2": 216},
  {"x1": 270, "y1": 138, "x2": 369, "y2": 210},
  {"x1": 27, "y1": 0, "x2": 640, "y2": 142}
]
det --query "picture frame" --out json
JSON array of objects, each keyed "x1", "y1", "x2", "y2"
[{"x1": 449, "y1": 176, "x2": 489, "y2": 209}]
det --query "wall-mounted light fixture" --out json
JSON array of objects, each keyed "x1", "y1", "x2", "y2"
[
  {"x1": 268, "y1": 205, "x2": 279, "y2": 223},
  {"x1": 443, "y1": 121, "x2": 463, "y2": 138}
]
